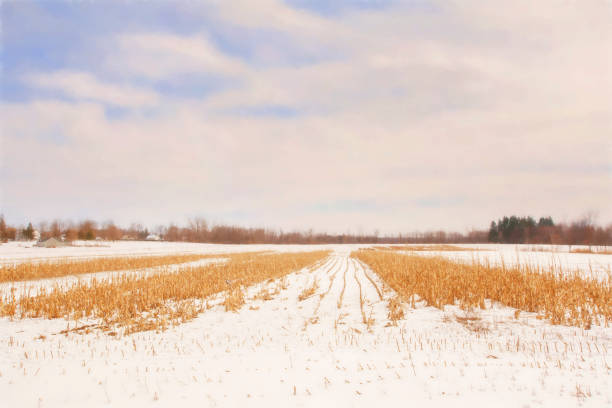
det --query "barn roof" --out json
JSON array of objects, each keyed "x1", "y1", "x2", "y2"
[{"x1": 36, "y1": 237, "x2": 67, "y2": 247}]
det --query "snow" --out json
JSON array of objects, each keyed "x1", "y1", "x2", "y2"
[
  {"x1": 0, "y1": 241, "x2": 341, "y2": 265},
  {"x1": 0, "y1": 242, "x2": 611, "y2": 407}
]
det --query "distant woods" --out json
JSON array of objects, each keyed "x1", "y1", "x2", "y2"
[
  {"x1": 0, "y1": 214, "x2": 610, "y2": 245},
  {"x1": 488, "y1": 216, "x2": 554, "y2": 244},
  {"x1": 488, "y1": 215, "x2": 611, "y2": 245}
]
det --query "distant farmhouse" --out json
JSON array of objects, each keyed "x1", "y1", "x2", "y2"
[
  {"x1": 36, "y1": 237, "x2": 69, "y2": 248},
  {"x1": 145, "y1": 234, "x2": 162, "y2": 241}
]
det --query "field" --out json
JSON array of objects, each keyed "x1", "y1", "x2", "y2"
[{"x1": 0, "y1": 241, "x2": 611, "y2": 407}]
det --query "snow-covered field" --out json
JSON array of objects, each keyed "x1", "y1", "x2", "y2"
[
  {"x1": 0, "y1": 241, "x2": 340, "y2": 264},
  {"x1": 396, "y1": 243, "x2": 612, "y2": 281},
  {"x1": 0, "y1": 242, "x2": 610, "y2": 407}
]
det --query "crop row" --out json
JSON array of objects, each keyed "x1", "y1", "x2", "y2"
[
  {"x1": 0, "y1": 251, "x2": 330, "y2": 334},
  {"x1": 0, "y1": 253, "x2": 233, "y2": 282},
  {"x1": 353, "y1": 249, "x2": 611, "y2": 329}
]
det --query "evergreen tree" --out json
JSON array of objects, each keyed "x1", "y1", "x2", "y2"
[
  {"x1": 488, "y1": 221, "x2": 498, "y2": 242},
  {"x1": 538, "y1": 216, "x2": 554, "y2": 227},
  {"x1": 492, "y1": 215, "x2": 555, "y2": 244},
  {"x1": 0, "y1": 215, "x2": 6, "y2": 241},
  {"x1": 24, "y1": 222, "x2": 34, "y2": 240}
]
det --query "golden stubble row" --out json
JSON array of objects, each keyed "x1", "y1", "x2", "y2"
[
  {"x1": 0, "y1": 253, "x2": 230, "y2": 282},
  {"x1": 570, "y1": 248, "x2": 612, "y2": 255},
  {"x1": 353, "y1": 250, "x2": 611, "y2": 329},
  {"x1": 374, "y1": 245, "x2": 482, "y2": 252},
  {"x1": 0, "y1": 251, "x2": 330, "y2": 334}
]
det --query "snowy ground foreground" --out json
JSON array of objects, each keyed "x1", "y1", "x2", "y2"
[{"x1": 0, "y1": 244, "x2": 611, "y2": 407}]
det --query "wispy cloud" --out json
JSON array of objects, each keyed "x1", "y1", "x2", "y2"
[
  {"x1": 111, "y1": 32, "x2": 249, "y2": 80},
  {"x1": 24, "y1": 71, "x2": 159, "y2": 107}
]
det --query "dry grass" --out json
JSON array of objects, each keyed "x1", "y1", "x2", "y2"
[
  {"x1": 353, "y1": 250, "x2": 611, "y2": 329},
  {"x1": 223, "y1": 283, "x2": 246, "y2": 312},
  {"x1": 0, "y1": 253, "x2": 230, "y2": 282},
  {"x1": 570, "y1": 248, "x2": 612, "y2": 255},
  {"x1": 522, "y1": 246, "x2": 612, "y2": 255},
  {"x1": 375, "y1": 245, "x2": 483, "y2": 252},
  {"x1": 0, "y1": 251, "x2": 330, "y2": 334},
  {"x1": 252, "y1": 284, "x2": 276, "y2": 302},
  {"x1": 453, "y1": 311, "x2": 489, "y2": 333},
  {"x1": 387, "y1": 295, "x2": 404, "y2": 324},
  {"x1": 298, "y1": 278, "x2": 319, "y2": 301}
]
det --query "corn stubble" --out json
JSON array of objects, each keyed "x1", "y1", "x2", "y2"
[
  {"x1": 1, "y1": 251, "x2": 329, "y2": 334},
  {"x1": 570, "y1": 248, "x2": 612, "y2": 255},
  {"x1": 374, "y1": 245, "x2": 481, "y2": 252},
  {"x1": 0, "y1": 254, "x2": 228, "y2": 282},
  {"x1": 353, "y1": 250, "x2": 611, "y2": 329}
]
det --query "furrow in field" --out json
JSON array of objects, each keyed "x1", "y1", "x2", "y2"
[
  {"x1": 297, "y1": 252, "x2": 349, "y2": 329},
  {"x1": 310, "y1": 256, "x2": 376, "y2": 330},
  {"x1": 311, "y1": 256, "x2": 341, "y2": 316},
  {"x1": 338, "y1": 258, "x2": 371, "y2": 327},
  {"x1": 353, "y1": 258, "x2": 395, "y2": 327},
  {"x1": 294, "y1": 256, "x2": 338, "y2": 302},
  {"x1": 337, "y1": 259, "x2": 348, "y2": 310},
  {"x1": 353, "y1": 268, "x2": 368, "y2": 324},
  {"x1": 356, "y1": 259, "x2": 384, "y2": 300}
]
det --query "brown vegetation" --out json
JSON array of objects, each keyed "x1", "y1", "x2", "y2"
[
  {"x1": 0, "y1": 253, "x2": 229, "y2": 283},
  {"x1": 0, "y1": 251, "x2": 330, "y2": 334},
  {"x1": 352, "y1": 249, "x2": 611, "y2": 329},
  {"x1": 2, "y1": 212, "x2": 610, "y2": 245},
  {"x1": 387, "y1": 296, "x2": 404, "y2": 324},
  {"x1": 223, "y1": 283, "x2": 246, "y2": 312},
  {"x1": 570, "y1": 248, "x2": 612, "y2": 255},
  {"x1": 375, "y1": 244, "x2": 481, "y2": 252},
  {"x1": 489, "y1": 215, "x2": 612, "y2": 245},
  {"x1": 298, "y1": 278, "x2": 319, "y2": 301}
]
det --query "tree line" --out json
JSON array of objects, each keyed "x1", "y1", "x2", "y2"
[
  {"x1": 0, "y1": 216, "x2": 484, "y2": 244},
  {"x1": 488, "y1": 215, "x2": 611, "y2": 245},
  {"x1": 0, "y1": 214, "x2": 610, "y2": 245}
]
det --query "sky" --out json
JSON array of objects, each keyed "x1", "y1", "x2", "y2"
[{"x1": 1, "y1": 0, "x2": 611, "y2": 233}]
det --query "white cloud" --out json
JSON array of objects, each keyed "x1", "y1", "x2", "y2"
[
  {"x1": 209, "y1": 0, "x2": 341, "y2": 38},
  {"x1": 24, "y1": 71, "x2": 159, "y2": 107}
]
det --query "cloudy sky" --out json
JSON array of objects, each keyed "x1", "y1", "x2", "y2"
[{"x1": 2, "y1": 0, "x2": 611, "y2": 233}]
